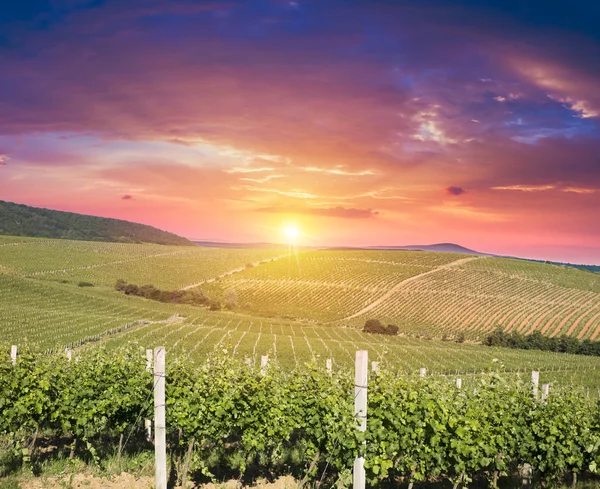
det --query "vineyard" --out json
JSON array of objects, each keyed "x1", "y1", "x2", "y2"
[
  {"x1": 0, "y1": 236, "x2": 284, "y2": 290},
  {"x1": 2, "y1": 346, "x2": 600, "y2": 487},
  {"x1": 1, "y1": 237, "x2": 600, "y2": 382},
  {"x1": 2, "y1": 236, "x2": 600, "y2": 485},
  {"x1": 201, "y1": 250, "x2": 466, "y2": 322},
  {"x1": 339, "y1": 257, "x2": 600, "y2": 340}
]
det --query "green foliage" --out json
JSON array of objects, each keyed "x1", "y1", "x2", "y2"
[
  {"x1": 363, "y1": 319, "x2": 399, "y2": 336},
  {"x1": 485, "y1": 328, "x2": 600, "y2": 357},
  {"x1": 3, "y1": 346, "x2": 600, "y2": 486},
  {"x1": 0, "y1": 200, "x2": 193, "y2": 245}
]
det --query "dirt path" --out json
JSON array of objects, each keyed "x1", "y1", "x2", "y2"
[
  {"x1": 19, "y1": 473, "x2": 297, "y2": 489},
  {"x1": 340, "y1": 256, "x2": 481, "y2": 320}
]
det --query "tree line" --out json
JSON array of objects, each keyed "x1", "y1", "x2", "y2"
[
  {"x1": 114, "y1": 279, "x2": 238, "y2": 311},
  {"x1": 484, "y1": 328, "x2": 600, "y2": 356}
]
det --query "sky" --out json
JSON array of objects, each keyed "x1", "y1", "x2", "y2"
[{"x1": 1, "y1": 0, "x2": 599, "y2": 263}]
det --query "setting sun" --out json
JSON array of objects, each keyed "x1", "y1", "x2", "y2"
[{"x1": 283, "y1": 224, "x2": 300, "y2": 242}]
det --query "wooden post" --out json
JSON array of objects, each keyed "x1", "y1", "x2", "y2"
[
  {"x1": 456, "y1": 378, "x2": 462, "y2": 389},
  {"x1": 419, "y1": 367, "x2": 427, "y2": 378},
  {"x1": 531, "y1": 371, "x2": 539, "y2": 400},
  {"x1": 65, "y1": 348, "x2": 72, "y2": 362},
  {"x1": 10, "y1": 345, "x2": 17, "y2": 366},
  {"x1": 371, "y1": 361, "x2": 379, "y2": 373},
  {"x1": 353, "y1": 350, "x2": 368, "y2": 489},
  {"x1": 541, "y1": 383, "x2": 550, "y2": 403},
  {"x1": 145, "y1": 349, "x2": 153, "y2": 442},
  {"x1": 326, "y1": 358, "x2": 332, "y2": 375},
  {"x1": 261, "y1": 355, "x2": 268, "y2": 376},
  {"x1": 154, "y1": 347, "x2": 167, "y2": 489}
]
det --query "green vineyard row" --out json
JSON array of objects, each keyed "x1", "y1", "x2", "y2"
[{"x1": 2, "y1": 346, "x2": 600, "y2": 486}]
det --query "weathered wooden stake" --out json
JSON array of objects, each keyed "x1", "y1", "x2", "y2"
[
  {"x1": 154, "y1": 347, "x2": 167, "y2": 489},
  {"x1": 261, "y1": 355, "x2": 269, "y2": 376},
  {"x1": 353, "y1": 350, "x2": 368, "y2": 489},
  {"x1": 145, "y1": 349, "x2": 153, "y2": 442},
  {"x1": 419, "y1": 367, "x2": 427, "y2": 378},
  {"x1": 531, "y1": 371, "x2": 539, "y2": 400},
  {"x1": 371, "y1": 361, "x2": 379, "y2": 373},
  {"x1": 456, "y1": 378, "x2": 462, "y2": 389},
  {"x1": 65, "y1": 348, "x2": 72, "y2": 362},
  {"x1": 11, "y1": 345, "x2": 17, "y2": 365},
  {"x1": 326, "y1": 358, "x2": 332, "y2": 375}
]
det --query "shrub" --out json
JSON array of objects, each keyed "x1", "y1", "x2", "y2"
[
  {"x1": 386, "y1": 324, "x2": 399, "y2": 335},
  {"x1": 114, "y1": 279, "x2": 127, "y2": 291},
  {"x1": 363, "y1": 319, "x2": 386, "y2": 334},
  {"x1": 123, "y1": 284, "x2": 139, "y2": 295},
  {"x1": 77, "y1": 281, "x2": 94, "y2": 287}
]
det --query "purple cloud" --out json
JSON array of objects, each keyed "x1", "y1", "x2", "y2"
[
  {"x1": 122, "y1": 194, "x2": 133, "y2": 200},
  {"x1": 446, "y1": 186, "x2": 466, "y2": 196}
]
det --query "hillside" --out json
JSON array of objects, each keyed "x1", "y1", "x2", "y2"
[
  {"x1": 369, "y1": 242, "x2": 487, "y2": 254},
  {"x1": 0, "y1": 200, "x2": 193, "y2": 245},
  {"x1": 2, "y1": 237, "x2": 600, "y2": 385}
]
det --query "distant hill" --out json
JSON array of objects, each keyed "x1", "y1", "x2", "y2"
[
  {"x1": 195, "y1": 240, "x2": 487, "y2": 255},
  {"x1": 367, "y1": 242, "x2": 488, "y2": 255},
  {"x1": 0, "y1": 200, "x2": 194, "y2": 246}
]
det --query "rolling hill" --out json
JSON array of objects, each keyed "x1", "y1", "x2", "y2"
[
  {"x1": 2, "y1": 235, "x2": 600, "y2": 386},
  {"x1": 0, "y1": 200, "x2": 194, "y2": 246}
]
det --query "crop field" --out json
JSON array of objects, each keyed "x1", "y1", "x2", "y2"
[
  {"x1": 339, "y1": 256, "x2": 600, "y2": 340},
  {"x1": 0, "y1": 236, "x2": 284, "y2": 289},
  {"x1": 201, "y1": 250, "x2": 467, "y2": 321},
  {"x1": 97, "y1": 310, "x2": 600, "y2": 387},
  {"x1": 2, "y1": 236, "x2": 600, "y2": 386}
]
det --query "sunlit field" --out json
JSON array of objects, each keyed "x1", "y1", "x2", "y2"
[{"x1": 2, "y1": 236, "x2": 600, "y2": 388}]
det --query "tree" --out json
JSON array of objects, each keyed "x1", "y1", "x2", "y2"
[
  {"x1": 123, "y1": 284, "x2": 139, "y2": 295},
  {"x1": 363, "y1": 319, "x2": 386, "y2": 334},
  {"x1": 386, "y1": 324, "x2": 399, "y2": 335}
]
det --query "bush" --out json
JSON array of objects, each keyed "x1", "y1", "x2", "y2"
[
  {"x1": 77, "y1": 281, "x2": 94, "y2": 287},
  {"x1": 386, "y1": 324, "x2": 399, "y2": 335},
  {"x1": 123, "y1": 284, "x2": 139, "y2": 295},
  {"x1": 363, "y1": 319, "x2": 386, "y2": 334},
  {"x1": 114, "y1": 279, "x2": 127, "y2": 291}
]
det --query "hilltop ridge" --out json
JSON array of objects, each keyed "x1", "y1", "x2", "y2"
[{"x1": 0, "y1": 200, "x2": 194, "y2": 246}]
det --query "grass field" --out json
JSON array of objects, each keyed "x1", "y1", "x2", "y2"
[{"x1": 1, "y1": 236, "x2": 600, "y2": 386}]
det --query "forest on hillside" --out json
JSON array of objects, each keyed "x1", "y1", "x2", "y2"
[{"x1": 0, "y1": 200, "x2": 193, "y2": 246}]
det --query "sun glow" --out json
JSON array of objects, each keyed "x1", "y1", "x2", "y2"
[{"x1": 283, "y1": 224, "x2": 300, "y2": 242}]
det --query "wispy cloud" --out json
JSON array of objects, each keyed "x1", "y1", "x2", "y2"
[
  {"x1": 239, "y1": 174, "x2": 284, "y2": 183},
  {"x1": 491, "y1": 185, "x2": 557, "y2": 192},
  {"x1": 225, "y1": 167, "x2": 276, "y2": 174},
  {"x1": 256, "y1": 205, "x2": 379, "y2": 219}
]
